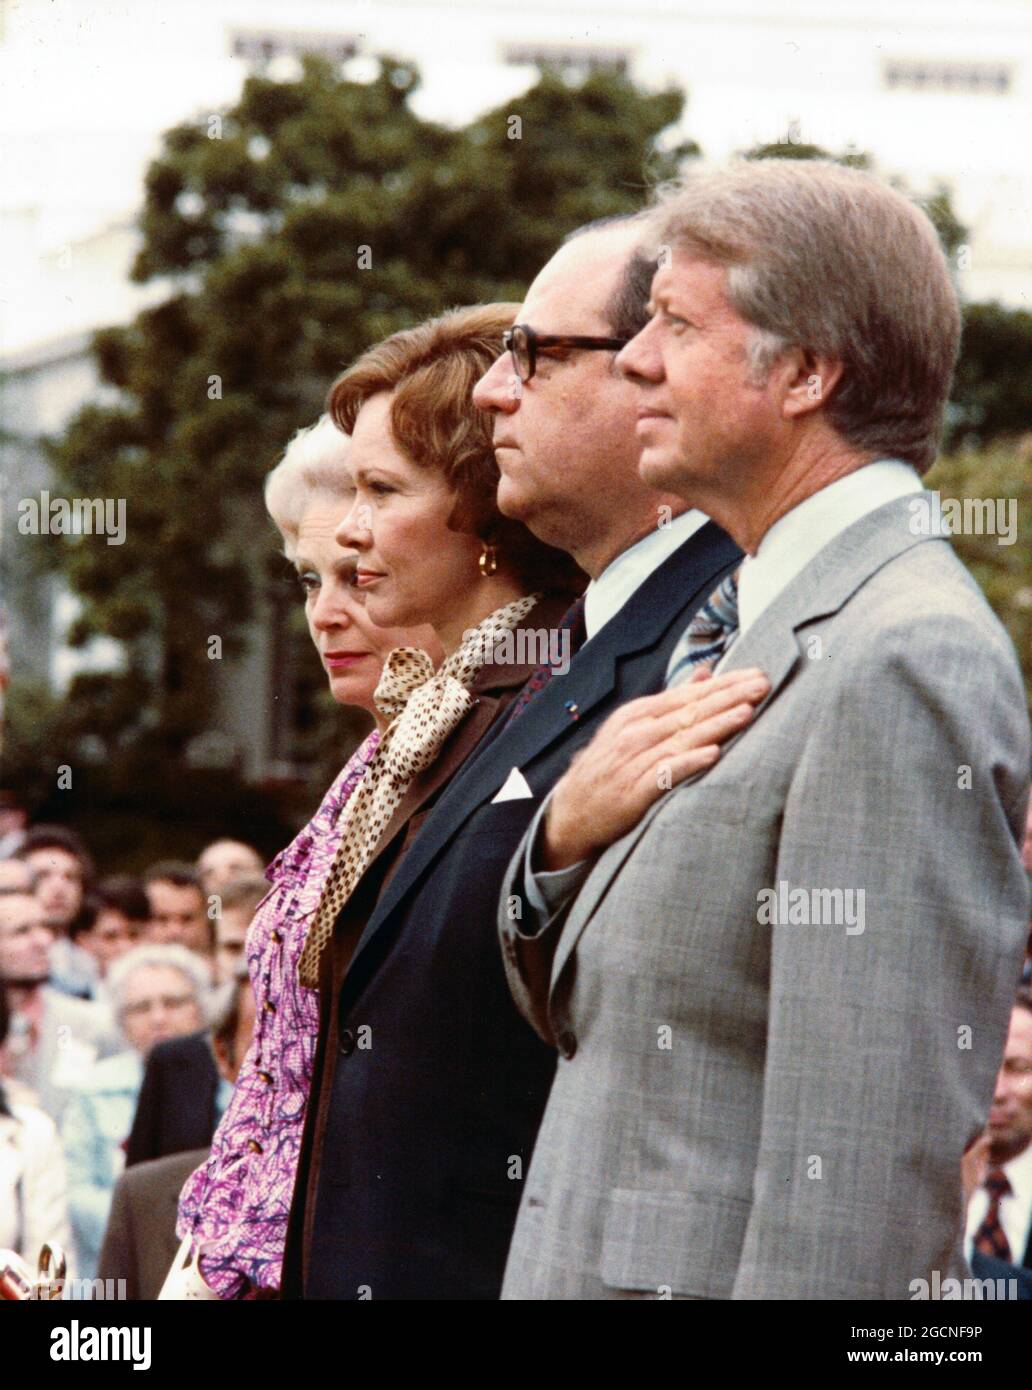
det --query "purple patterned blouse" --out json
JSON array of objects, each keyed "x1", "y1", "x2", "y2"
[{"x1": 176, "y1": 731, "x2": 381, "y2": 1298}]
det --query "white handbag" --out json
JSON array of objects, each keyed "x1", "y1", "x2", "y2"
[{"x1": 158, "y1": 1237, "x2": 221, "y2": 1301}]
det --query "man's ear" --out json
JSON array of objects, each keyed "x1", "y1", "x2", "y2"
[{"x1": 780, "y1": 348, "x2": 845, "y2": 421}]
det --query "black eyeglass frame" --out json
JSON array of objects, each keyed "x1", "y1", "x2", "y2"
[{"x1": 503, "y1": 323, "x2": 631, "y2": 382}]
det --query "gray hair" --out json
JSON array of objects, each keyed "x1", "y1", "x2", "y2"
[
  {"x1": 649, "y1": 159, "x2": 961, "y2": 474},
  {"x1": 264, "y1": 414, "x2": 355, "y2": 559},
  {"x1": 105, "y1": 943, "x2": 212, "y2": 1023}
]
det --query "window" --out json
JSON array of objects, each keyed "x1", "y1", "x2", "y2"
[
  {"x1": 230, "y1": 30, "x2": 360, "y2": 65},
  {"x1": 502, "y1": 42, "x2": 629, "y2": 76},
  {"x1": 884, "y1": 60, "x2": 1012, "y2": 95}
]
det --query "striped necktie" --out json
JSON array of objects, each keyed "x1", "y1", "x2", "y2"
[
  {"x1": 973, "y1": 1168, "x2": 1012, "y2": 1261},
  {"x1": 667, "y1": 568, "x2": 741, "y2": 686}
]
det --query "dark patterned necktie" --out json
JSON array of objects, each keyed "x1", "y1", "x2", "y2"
[
  {"x1": 666, "y1": 568, "x2": 740, "y2": 687},
  {"x1": 505, "y1": 593, "x2": 587, "y2": 724},
  {"x1": 972, "y1": 1168, "x2": 1012, "y2": 1260}
]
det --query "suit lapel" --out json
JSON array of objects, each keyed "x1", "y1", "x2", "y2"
[
  {"x1": 545, "y1": 611, "x2": 802, "y2": 990},
  {"x1": 360, "y1": 592, "x2": 569, "y2": 872},
  {"x1": 362, "y1": 522, "x2": 742, "y2": 936},
  {"x1": 548, "y1": 495, "x2": 951, "y2": 988},
  {"x1": 338, "y1": 592, "x2": 570, "y2": 973},
  {"x1": 716, "y1": 491, "x2": 951, "y2": 719},
  {"x1": 371, "y1": 696, "x2": 500, "y2": 858}
]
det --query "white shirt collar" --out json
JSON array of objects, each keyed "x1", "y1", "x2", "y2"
[
  {"x1": 584, "y1": 509, "x2": 710, "y2": 641},
  {"x1": 737, "y1": 459, "x2": 923, "y2": 641},
  {"x1": 1002, "y1": 1139, "x2": 1032, "y2": 1194},
  {"x1": 965, "y1": 1139, "x2": 1032, "y2": 1263}
]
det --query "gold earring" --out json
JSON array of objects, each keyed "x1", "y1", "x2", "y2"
[{"x1": 478, "y1": 542, "x2": 498, "y2": 578}]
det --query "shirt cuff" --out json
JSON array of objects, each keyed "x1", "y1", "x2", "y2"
[{"x1": 515, "y1": 795, "x2": 592, "y2": 938}]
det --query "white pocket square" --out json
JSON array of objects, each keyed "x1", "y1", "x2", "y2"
[{"x1": 491, "y1": 766, "x2": 534, "y2": 803}]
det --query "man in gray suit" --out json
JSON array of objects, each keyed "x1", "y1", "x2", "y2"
[{"x1": 499, "y1": 159, "x2": 1031, "y2": 1300}]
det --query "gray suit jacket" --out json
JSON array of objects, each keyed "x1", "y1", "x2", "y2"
[
  {"x1": 499, "y1": 496, "x2": 1031, "y2": 1300},
  {"x1": 97, "y1": 1149, "x2": 209, "y2": 1300}
]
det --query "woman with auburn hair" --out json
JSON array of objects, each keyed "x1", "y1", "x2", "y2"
[
  {"x1": 294, "y1": 303, "x2": 584, "y2": 989},
  {"x1": 173, "y1": 306, "x2": 581, "y2": 1299}
]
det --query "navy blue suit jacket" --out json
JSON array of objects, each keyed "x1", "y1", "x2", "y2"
[
  {"x1": 285, "y1": 521, "x2": 742, "y2": 1300},
  {"x1": 125, "y1": 1032, "x2": 220, "y2": 1169}
]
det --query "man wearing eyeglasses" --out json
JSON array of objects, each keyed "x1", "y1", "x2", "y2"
[{"x1": 481, "y1": 220, "x2": 716, "y2": 587}]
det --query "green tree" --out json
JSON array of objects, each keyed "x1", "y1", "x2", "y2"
[
  {"x1": 48, "y1": 56, "x2": 693, "y2": 774},
  {"x1": 948, "y1": 302, "x2": 1032, "y2": 449},
  {"x1": 925, "y1": 445, "x2": 1032, "y2": 695}
]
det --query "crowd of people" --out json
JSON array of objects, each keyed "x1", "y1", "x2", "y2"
[
  {"x1": 3, "y1": 157, "x2": 1032, "y2": 1300},
  {"x1": 0, "y1": 816, "x2": 265, "y2": 1290}
]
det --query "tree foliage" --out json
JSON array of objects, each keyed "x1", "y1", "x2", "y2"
[
  {"x1": 925, "y1": 445, "x2": 1032, "y2": 695},
  {"x1": 950, "y1": 302, "x2": 1032, "y2": 449},
  {"x1": 49, "y1": 57, "x2": 692, "y2": 767}
]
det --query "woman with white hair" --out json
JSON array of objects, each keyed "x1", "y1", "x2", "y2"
[
  {"x1": 61, "y1": 944, "x2": 210, "y2": 1279},
  {"x1": 175, "y1": 414, "x2": 443, "y2": 1298}
]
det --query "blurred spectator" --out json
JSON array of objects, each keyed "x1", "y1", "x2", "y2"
[
  {"x1": 18, "y1": 825, "x2": 94, "y2": 928},
  {"x1": 124, "y1": 972, "x2": 251, "y2": 1169},
  {"x1": 963, "y1": 991, "x2": 1032, "y2": 1272},
  {"x1": 143, "y1": 862, "x2": 211, "y2": 958},
  {"x1": 124, "y1": 1033, "x2": 219, "y2": 1170},
  {"x1": 0, "y1": 984, "x2": 73, "y2": 1269},
  {"x1": 17, "y1": 825, "x2": 99, "y2": 1000},
  {"x1": 0, "y1": 882, "x2": 114, "y2": 1120},
  {"x1": 0, "y1": 790, "x2": 29, "y2": 860},
  {"x1": 197, "y1": 839, "x2": 264, "y2": 896},
  {"x1": 97, "y1": 1148, "x2": 210, "y2": 1301},
  {"x1": 77, "y1": 877, "x2": 150, "y2": 980},
  {"x1": 99, "y1": 971, "x2": 254, "y2": 1298},
  {"x1": 103, "y1": 974, "x2": 254, "y2": 1297},
  {"x1": 213, "y1": 874, "x2": 267, "y2": 985},
  {"x1": 211, "y1": 971, "x2": 257, "y2": 1086},
  {"x1": 1022, "y1": 801, "x2": 1032, "y2": 874},
  {"x1": 61, "y1": 944, "x2": 210, "y2": 1279}
]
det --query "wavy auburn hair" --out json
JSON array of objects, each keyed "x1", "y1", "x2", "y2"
[{"x1": 328, "y1": 304, "x2": 583, "y2": 595}]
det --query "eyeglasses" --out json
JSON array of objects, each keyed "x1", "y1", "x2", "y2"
[
  {"x1": 502, "y1": 323, "x2": 630, "y2": 383},
  {"x1": 122, "y1": 992, "x2": 197, "y2": 1018}
]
